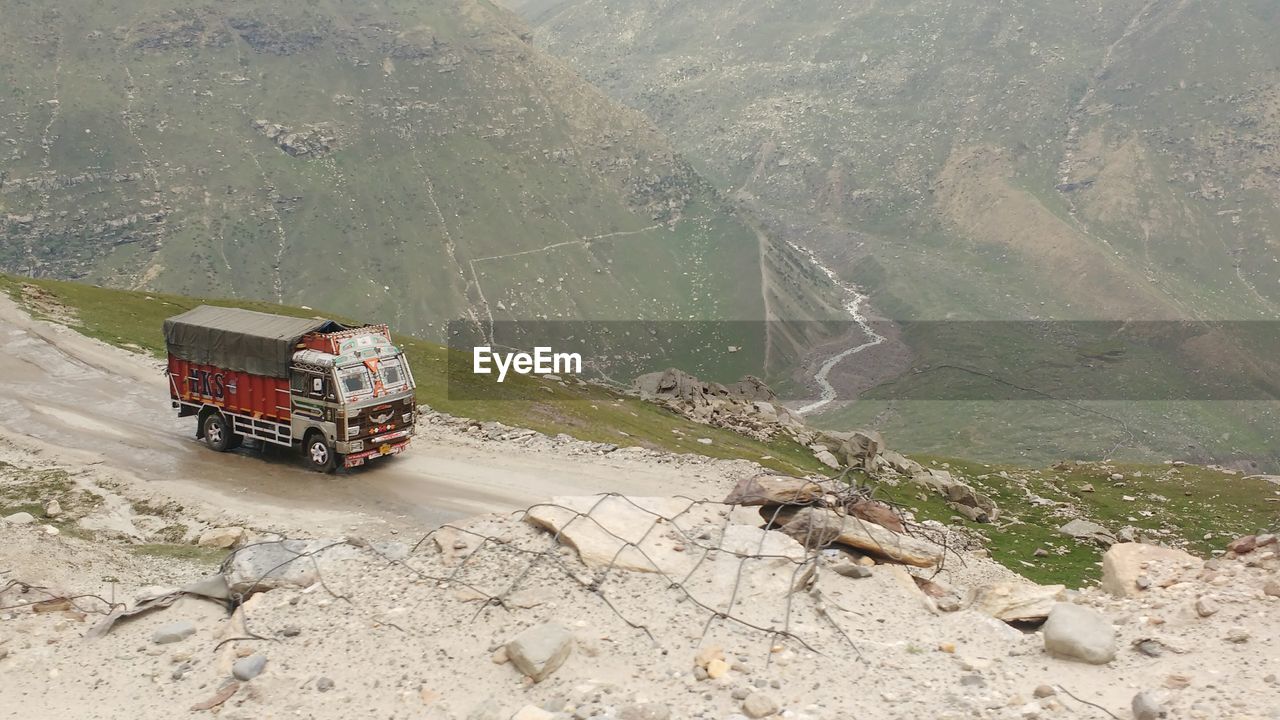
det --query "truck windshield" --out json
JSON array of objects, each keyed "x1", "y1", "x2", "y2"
[
  {"x1": 336, "y1": 365, "x2": 373, "y2": 400},
  {"x1": 378, "y1": 357, "x2": 410, "y2": 392}
]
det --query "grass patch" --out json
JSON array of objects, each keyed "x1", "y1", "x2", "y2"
[
  {"x1": 129, "y1": 543, "x2": 225, "y2": 565},
  {"x1": 873, "y1": 456, "x2": 1280, "y2": 586}
]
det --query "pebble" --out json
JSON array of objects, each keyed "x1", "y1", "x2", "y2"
[
  {"x1": 742, "y1": 692, "x2": 780, "y2": 718},
  {"x1": 618, "y1": 703, "x2": 670, "y2": 720},
  {"x1": 1264, "y1": 579, "x2": 1280, "y2": 598},
  {"x1": 1194, "y1": 597, "x2": 1219, "y2": 617},
  {"x1": 1226, "y1": 627, "x2": 1250, "y2": 643},
  {"x1": 316, "y1": 676, "x2": 334, "y2": 692},
  {"x1": 43, "y1": 499, "x2": 62, "y2": 518},
  {"x1": 706, "y1": 658, "x2": 729, "y2": 679},
  {"x1": 232, "y1": 654, "x2": 268, "y2": 681},
  {"x1": 1132, "y1": 689, "x2": 1167, "y2": 720},
  {"x1": 281, "y1": 625, "x2": 301, "y2": 637},
  {"x1": 1032, "y1": 685, "x2": 1055, "y2": 698},
  {"x1": 152, "y1": 620, "x2": 197, "y2": 644}
]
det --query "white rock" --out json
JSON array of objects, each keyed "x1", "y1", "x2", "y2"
[
  {"x1": 198, "y1": 526, "x2": 245, "y2": 549},
  {"x1": 2, "y1": 512, "x2": 35, "y2": 525},
  {"x1": 1042, "y1": 603, "x2": 1116, "y2": 664},
  {"x1": 506, "y1": 622, "x2": 573, "y2": 682}
]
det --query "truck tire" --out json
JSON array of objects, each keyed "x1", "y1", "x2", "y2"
[
  {"x1": 202, "y1": 412, "x2": 238, "y2": 453},
  {"x1": 303, "y1": 432, "x2": 336, "y2": 473}
]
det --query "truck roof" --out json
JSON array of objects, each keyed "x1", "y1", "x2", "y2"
[{"x1": 164, "y1": 305, "x2": 346, "y2": 378}]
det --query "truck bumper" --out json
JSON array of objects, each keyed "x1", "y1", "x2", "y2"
[{"x1": 341, "y1": 432, "x2": 412, "y2": 468}]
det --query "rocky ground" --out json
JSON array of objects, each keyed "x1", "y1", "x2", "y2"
[{"x1": 2, "y1": 445, "x2": 1278, "y2": 719}]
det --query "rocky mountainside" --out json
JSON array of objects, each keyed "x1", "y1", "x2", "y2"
[
  {"x1": 0, "y1": 0, "x2": 842, "y2": 355},
  {"x1": 511, "y1": 0, "x2": 1280, "y2": 467},
  {"x1": 516, "y1": 0, "x2": 1280, "y2": 322}
]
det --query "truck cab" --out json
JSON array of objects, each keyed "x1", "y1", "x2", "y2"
[{"x1": 289, "y1": 327, "x2": 416, "y2": 470}]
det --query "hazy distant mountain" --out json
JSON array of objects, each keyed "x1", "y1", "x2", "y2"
[
  {"x1": 517, "y1": 0, "x2": 1280, "y2": 322},
  {"x1": 0, "y1": 0, "x2": 841, "y2": 350},
  {"x1": 513, "y1": 0, "x2": 1280, "y2": 468}
]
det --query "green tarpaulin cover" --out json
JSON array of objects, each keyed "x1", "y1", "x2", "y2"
[{"x1": 163, "y1": 305, "x2": 345, "y2": 378}]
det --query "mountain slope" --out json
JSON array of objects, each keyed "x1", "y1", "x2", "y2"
[
  {"x1": 516, "y1": 0, "x2": 1280, "y2": 322},
  {"x1": 0, "y1": 0, "x2": 840, "y2": 358},
  {"x1": 510, "y1": 0, "x2": 1280, "y2": 468}
]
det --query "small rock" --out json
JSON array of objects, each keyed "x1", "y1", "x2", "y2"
[
  {"x1": 1080, "y1": 483, "x2": 1095, "y2": 493},
  {"x1": 694, "y1": 645, "x2": 724, "y2": 668},
  {"x1": 492, "y1": 646, "x2": 509, "y2": 664},
  {"x1": 619, "y1": 704, "x2": 670, "y2": 720},
  {"x1": 706, "y1": 657, "x2": 730, "y2": 679},
  {"x1": 742, "y1": 692, "x2": 780, "y2": 718},
  {"x1": 1194, "y1": 597, "x2": 1219, "y2": 617},
  {"x1": 316, "y1": 676, "x2": 334, "y2": 692},
  {"x1": 43, "y1": 500, "x2": 62, "y2": 518},
  {"x1": 1263, "y1": 579, "x2": 1280, "y2": 598},
  {"x1": 833, "y1": 564, "x2": 872, "y2": 579},
  {"x1": 1226, "y1": 627, "x2": 1250, "y2": 644},
  {"x1": 506, "y1": 622, "x2": 573, "y2": 682},
  {"x1": 1042, "y1": 603, "x2": 1116, "y2": 664},
  {"x1": 511, "y1": 706, "x2": 556, "y2": 720},
  {"x1": 198, "y1": 526, "x2": 246, "y2": 549},
  {"x1": 1132, "y1": 689, "x2": 1168, "y2": 720},
  {"x1": 1033, "y1": 548, "x2": 1049, "y2": 557},
  {"x1": 232, "y1": 654, "x2": 267, "y2": 681},
  {"x1": 2, "y1": 512, "x2": 35, "y2": 525},
  {"x1": 280, "y1": 625, "x2": 301, "y2": 637},
  {"x1": 1227, "y1": 535, "x2": 1257, "y2": 555},
  {"x1": 152, "y1": 620, "x2": 196, "y2": 644},
  {"x1": 1033, "y1": 685, "x2": 1056, "y2": 698}
]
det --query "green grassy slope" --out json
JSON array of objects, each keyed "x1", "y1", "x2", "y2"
[{"x1": 0, "y1": 0, "x2": 839, "y2": 364}]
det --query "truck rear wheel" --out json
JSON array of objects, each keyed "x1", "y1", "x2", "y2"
[
  {"x1": 202, "y1": 412, "x2": 239, "y2": 453},
  {"x1": 304, "y1": 432, "x2": 336, "y2": 473}
]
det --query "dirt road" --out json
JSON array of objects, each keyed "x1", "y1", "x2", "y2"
[{"x1": 0, "y1": 296, "x2": 741, "y2": 534}]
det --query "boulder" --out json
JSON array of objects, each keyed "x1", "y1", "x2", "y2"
[
  {"x1": 838, "y1": 430, "x2": 884, "y2": 468},
  {"x1": 845, "y1": 498, "x2": 905, "y2": 534},
  {"x1": 813, "y1": 449, "x2": 841, "y2": 469},
  {"x1": 1100, "y1": 543, "x2": 1202, "y2": 598},
  {"x1": 773, "y1": 506, "x2": 943, "y2": 568},
  {"x1": 969, "y1": 582, "x2": 1067, "y2": 623},
  {"x1": 724, "y1": 475, "x2": 825, "y2": 507},
  {"x1": 1042, "y1": 603, "x2": 1116, "y2": 664},
  {"x1": 881, "y1": 450, "x2": 923, "y2": 476},
  {"x1": 198, "y1": 526, "x2": 246, "y2": 549},
  {"x1": 506, "y1": 622, "x2": 573, "y2": 682},
  {"x1": 1059, "y1": 519, "x2": 1118, "y2": 546}
]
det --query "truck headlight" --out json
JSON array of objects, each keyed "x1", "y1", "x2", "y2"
[
  {"x1": 346, "y1": 426, "x2": 360, "y2": 438},
  {"x1": 402, "y1": 413, "x2": 413, "y2": 424}
]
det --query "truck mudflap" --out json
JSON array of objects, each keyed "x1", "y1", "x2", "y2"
[{"x1": 344, "y1": 437, "x2": 411, "y2": 468}]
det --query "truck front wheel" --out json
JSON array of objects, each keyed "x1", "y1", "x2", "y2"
[
  {"x1": 304, "y1": 432, "x2": 336, "y2": 473},
  {"x1": 202, "y1": 412, "x2": 239, "y2": 452}
]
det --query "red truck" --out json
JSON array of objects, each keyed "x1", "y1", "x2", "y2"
[{"x1": 163, "y1": 306, "x2": 416, "y2": 471}]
